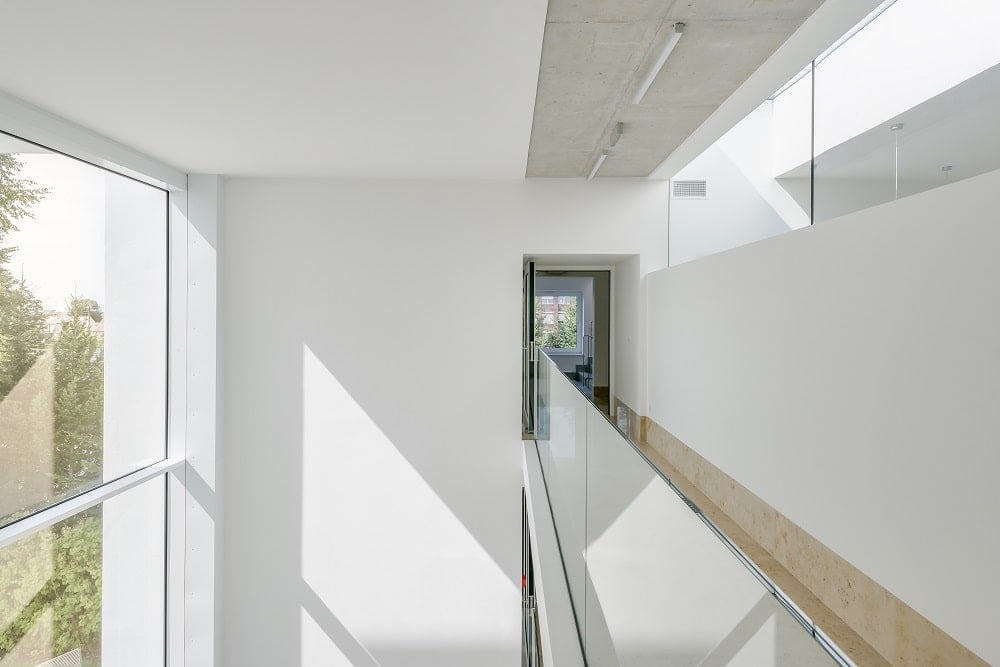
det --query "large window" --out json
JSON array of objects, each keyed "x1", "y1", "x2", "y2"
[
  {"x1": 0, "y1": 479, "x2": 165, "y2": 666},
  {"x1": 0, "y1": 131, "x2": 169, "y2": 666}
]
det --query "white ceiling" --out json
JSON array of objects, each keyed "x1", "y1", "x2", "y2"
[{"x1": 0, "y1": 0, "x2": 548, "y2": 178}]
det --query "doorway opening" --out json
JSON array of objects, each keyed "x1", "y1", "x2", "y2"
[{"x1": 533, "y1": 269, "x2": 611, "y2": 415}]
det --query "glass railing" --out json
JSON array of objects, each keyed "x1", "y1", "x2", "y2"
[
  {"x1": 534, "y1": 350, "x2": 851, "y2": 666},
  {"x1": 668, "y1": 0, "x2": 1000, "y2": 263}
]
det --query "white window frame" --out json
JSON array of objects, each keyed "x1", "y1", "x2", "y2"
[
  {"x1": 0, "y1": 89, "x2": 219, "y2": 667},
  {"x1": 535, "y1": 289, "x2": 584, "y2": 355}
]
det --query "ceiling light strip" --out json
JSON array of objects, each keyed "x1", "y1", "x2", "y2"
[
  {"x1": 587, "y1": 151, "x2": 608, "y2": 180},
  {"x1": 631, "y1": 23, "x2": 685, "y2": 105}
]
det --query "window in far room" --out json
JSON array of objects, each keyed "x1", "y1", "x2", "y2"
[{"x1": 534, "y1": 290, "x2": 582, "y2": 354}]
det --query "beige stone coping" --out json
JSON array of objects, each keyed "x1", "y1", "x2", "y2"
[{"x1": 634, "y1": 411, "x2": 988, "y2": 667}]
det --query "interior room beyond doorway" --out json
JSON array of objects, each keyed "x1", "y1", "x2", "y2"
[{"x1": 534, "y1": 270, "x2": 611, "y2": 415}]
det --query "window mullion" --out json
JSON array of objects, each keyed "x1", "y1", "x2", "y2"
[{"x1": 0, "y1": 457, "x2": 182, "y2": 549}]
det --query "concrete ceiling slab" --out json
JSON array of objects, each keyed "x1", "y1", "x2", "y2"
[
  {"x1": 527, "y1": 0, "x2": 825, "y2": 178},
  {"x1": 547, "y1": 0, "x2": 673, "y2": 23},
  {"x1": 665, "y1": 0, "x2": 826, "y2": 20}
]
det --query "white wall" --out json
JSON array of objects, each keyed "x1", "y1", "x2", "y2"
[
  {"x1": 716, "y1": 101, "x2": 809, "y2": 231},
  {"x1": 811, "y1": 177, "x2": 948, "y2": 223},
  {"x1": 779, "y1": 175, "x2": 953, "y2": 224},
  {"x1": 670, "y1": 102, "x2": 807, "y2": 267},
  {"x1": 182, "y1": 175, "x2": 225, "y2": 667},
  {"x1": 221, "y1": 179, "x2": 668, "y2": 666},
  {"x1": 612, "y1": 256, "x2": 640, "y2": 411},
  {"x1": 670, "y1": 145, "x2": 789, "y2": 265},
  {"x1": 645, "y1": 168, "x2": 1000, "y2": 665}
]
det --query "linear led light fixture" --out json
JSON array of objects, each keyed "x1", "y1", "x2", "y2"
[
  {"x1": 631, "y1": 22, "x2": 685, "y2": 105},
  {"x1": 587, "y1": 151, "x2": 608, "y2": 180}
]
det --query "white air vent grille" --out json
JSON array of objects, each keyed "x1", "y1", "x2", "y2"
[{"x1": 672, "y1": 179, "x2": 708, "y2": 198}]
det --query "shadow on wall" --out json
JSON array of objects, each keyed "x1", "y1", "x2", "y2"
[
  {"x1": 224, "y1": 333, "x2": 518, "y2": 666},
  {"x1": 295, "y1": 344, "x2": 516, "y2": 665},
  {"x1": 298, "y1": 579, "x2": 379, "y2": 666},
  {"x1": 220, "y1": 195, "x2": 535, "y2": 664},
  {"x1": 670, "y1": 144, "x2": 800, "y2": 267}
]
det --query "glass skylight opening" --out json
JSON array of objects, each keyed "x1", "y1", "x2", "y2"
[{"x1": 770, "y1": 0, "x2": 900, "y2": 100}]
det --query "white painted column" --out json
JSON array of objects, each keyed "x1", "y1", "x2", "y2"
[{"x1": 181, "y1": 174, "x2": 224, "y2": 667}]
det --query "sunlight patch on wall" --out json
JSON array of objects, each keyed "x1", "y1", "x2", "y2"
[{"x1": 300, "y1": 345, "x2": 517, "y2": 663}]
